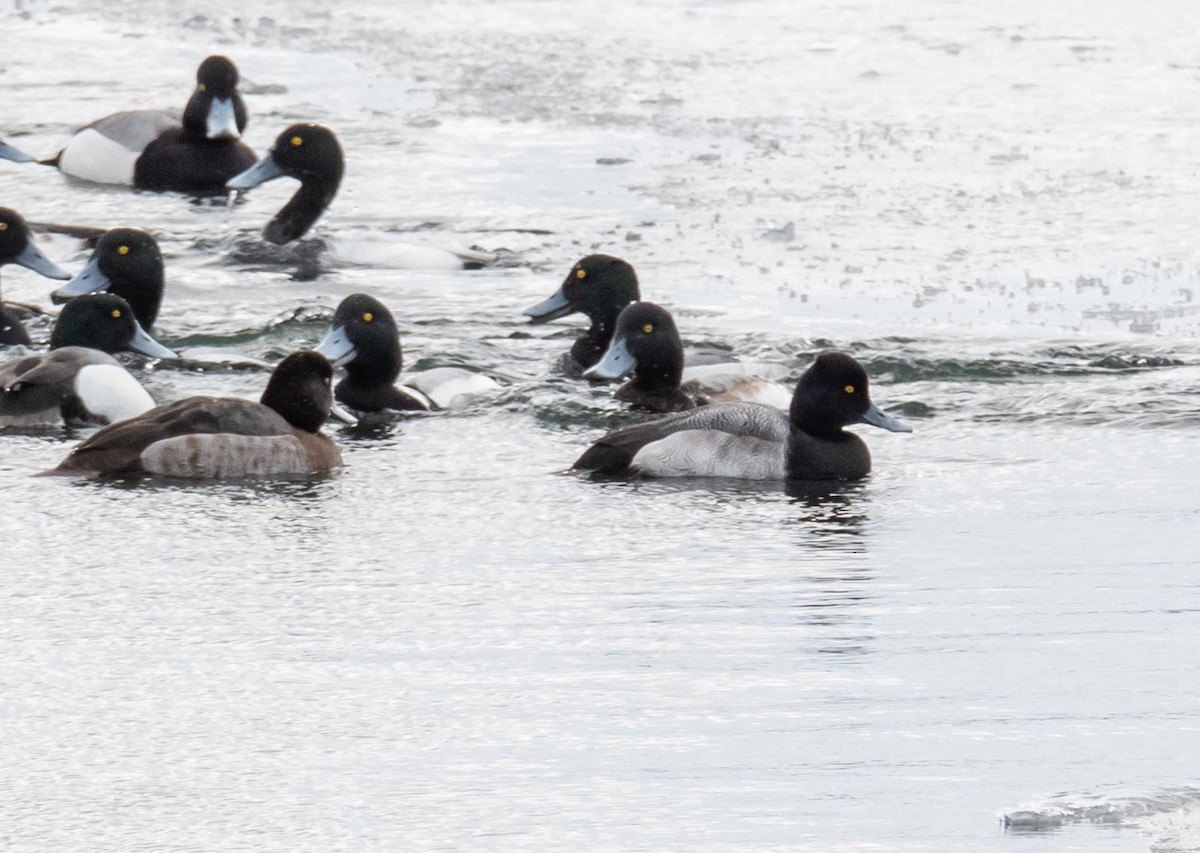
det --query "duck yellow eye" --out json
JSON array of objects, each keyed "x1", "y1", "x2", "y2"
[
  {"x1": 291, "y1": 135, "x2": 304, "y2": 147},
  {"x1": 0, "y1": 222, "x2": 7, "y2": 231},
  {"x1": 118, "y1": 245, "x2": 129, "y2": 256},
  {"x1": 362, "y1": 312, "x2": 373, "y2": 323},
  {"x1": 575, "y1": 268, "x2": 586, "y2": 280},
  {"x1": 844, "y1": 385, "x2": 855, "y2": 394},
  {"x1": 111, "y1": 309, "x2": 122, "y2": 319},
  {"x1": 323, "y1": 377, "x2": 330, "y2": 386},
  {"x1": 642, "y1": 323, "x2": 654, "y2": 334},
  {"x1": 198, "y1": 83, "x2": 207, "y2": 93}
]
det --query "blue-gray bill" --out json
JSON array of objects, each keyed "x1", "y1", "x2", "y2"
[
  {"x1": 329, "y1": 400, "x2": 358, "y2": 426},
  {"x1": 860, "y1": 402, "x2": 912, "y2": 433},
  {"x1": 206, "y1": 98, "x2": 240, "y2": 140},
  {"x1": 14, "y1": 239, "x2": 71, "y2": 280},
  {"x1": 225, "y1": 153, "x2": 284, "y2": 191},
  {"x1": 0, "y1": 139, "x2": 36, "y2": 163},
  {"x1": 52, "y1": 255, "x2": 109, "y2": 303},
  {"x1": 314, "y1": 325, "x2": 356, "y2": 367},
  {"x1": 128, "y1": 321, "x2": 178, "y2": 360},
  {"x1": 523, "y1": 286, "x2": 573, "y2": 323},
  {"x1": 583, "y1": 334, "x2": 635, "y2": 379}
]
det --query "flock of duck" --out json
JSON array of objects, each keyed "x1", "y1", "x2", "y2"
[{"x1": 0, "y1": 55, "x2": 911, "y2": 483}]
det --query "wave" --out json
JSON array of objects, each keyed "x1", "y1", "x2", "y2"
[{"x1": 1004, "y1": 787, "x2": 1200, "y2": 852}]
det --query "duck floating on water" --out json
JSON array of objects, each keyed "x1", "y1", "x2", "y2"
[
  {"x1": 52, "y1": 350, "x2": 354, "y2": 478},
  {"x1": 315, "y1": 293, "x2": 500, "y2": 413},
  {"x1": 584, "y1": 301, "x2": 793, "y2": 413},
  {"x1": 574, "y1": 352, "x2": 911, "y2": 481},
  {"x1": 227, "y1": 123, "x2": 511, "y2": 270},
  {"x1": 0, "y1": 293, "x2": 177, "y2": 428},
  {"x1": 53, "y1": 55, "x2": 257, "y2": 192}
]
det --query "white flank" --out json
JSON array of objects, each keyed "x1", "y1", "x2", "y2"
[
  {"x1": 330, "y1": 239, "x2": 491, "y2": 271},
  {"x1": 57, "y1": 128, "x2": 138, "y2": 185},
  {"x1": 74, "y1": 364, "x2": 155, "y2": 423},
  {"x1": 682, "y1": 361, "x2": 791, "y2": 382},
  {"x1": 631, "y1": 431, "x2": 786, "y2": 479},
  {"x1": 401, "y1": 367, "x2": 501, "y2": 409}
]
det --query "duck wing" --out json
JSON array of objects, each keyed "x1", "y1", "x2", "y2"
[
  {"x1": 574, "y1": 402, "x2": 789, "y2": 473},
  {"x1": 80, "y1": 110, "x2": 179, "y2": 152}
]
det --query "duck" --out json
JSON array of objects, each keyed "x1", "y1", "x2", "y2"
[
  {"x1": 583, "y1": 301, "x2": 793, "y2": 412},
  {"x1": 573, "y1": 352, "x2": 912, "y2": 480},
  {"x1": 51, "y1": 228, "x2": 165, "y2": 330},
  {"x1": 523, "y1": 254, "x2": 641, "y2": 375},
  {"x1": 314, "y1": 293, "x2": 500, "y2": 412},
  {"x1": 225, "y1": 124, "x2": 508, "y2": 269},
  {"x1": 51, "y1": 350, "x2": 354, "y2": 478},
  {"x1": 0, "y1": 207, "x2": 72, "y2": 346},
  {"x1": 0, "y1": 293, "x2": 177, "y2": 427},
  {"x1": 0, "y1": 138, "x2": 35, "y2": 163},
  {"x1": 53, "y1": 55, "x2": 257, "y2": 192}
]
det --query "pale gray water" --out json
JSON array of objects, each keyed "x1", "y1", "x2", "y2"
[{"x1": 2, "y1": 1, "x2": 1200, "y2": 850}]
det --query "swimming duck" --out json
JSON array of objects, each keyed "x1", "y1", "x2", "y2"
[
  {"x1": 573, "y1": 352, "x2": 911, "y2": 480},
  {"x1": 51, "y1": 228, "x2": 165, "y2": 330},
  {"x1": 0, "y1": 138, "x2": 35, "y2": 163},
  {"x1": 315, "y1": 293, "x2": 499, "y2": 412},
  {"x1": 226, "y1": 124, "x2": 507, "y2": 269},
  {"x1": 226, "y1": 123, "x2": 343, "y2": 245},
  {"x1": 54, "y1": 55, "x2": 256, "y2": 192},
  {"x1": 0, "y1": 293, "x2": 177, "y2": 427},
  {"x1": 0, "y1": 207, "x2": 72, "y2": 346},
  {"x1": 52, "y1": 350, "x2": 353, "y2": 478},
  {"x1": 583, "y1": 301, "x2": 792, "y2": 412},
  {"x1": 523, "y1": 254, "x2": 640, "y2": 375}
]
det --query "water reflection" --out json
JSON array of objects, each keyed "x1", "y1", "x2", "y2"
[
  {"x1": 60, "y1": 469, "x2": 342, "y2": 502},
  {"x1": 785, "y1": 479, "x2": 870, "y2": 547},
  {"x1": 783, "y1": 479, "x2": 876, "y2": 657}
]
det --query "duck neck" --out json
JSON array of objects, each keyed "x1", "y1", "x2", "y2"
[
  {"x1": 264, "y1": 172, "x2": 342, "y2": 245},
  {"x1": 629, "y1": 349, "x2": 683, "y2": 393},
  {"x1": 572, "y1": 317, "x2": 616, "y2": 370},
  {"x1": 344, "y1": 342, "x2": 402, "y2": 387},
  {"x1": 785, "y1": 427, "x2": 870, "y2": 480}
]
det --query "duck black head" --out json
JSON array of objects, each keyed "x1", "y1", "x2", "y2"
[
  {"x1": 182, "y1": 55, "x2": 248, "y2": 141},
  {"x1": 52, "y1": 228, "x2": 164, "y2": 330},
  {"x1": 789, "y1": 352, "x2": 911, "y2": 439},
  {"x1": 49, "y1": 293, "x2": 176, "y2": 358},
  {"x1": 259, "y1": 350, "x2": 341, "y2": 433},
  {"x1": 584, "y1": 301, "x2": 684, "y2": 392},
  {"x1": 314, "y1": 293, "x2": 402, "y2": 384},
  {"x1": 0, "y1": 207, "x2": 71, "y2": 279}
]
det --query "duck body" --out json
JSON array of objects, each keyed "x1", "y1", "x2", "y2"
[
  {"x1": 315, "y1": 293, "x2": 498, "y2": 414},
  {"x1": 585, "y1": 301, "x2": 793, "y2": 413},
  {"x1": 574, "y1": 352, "x2": 911, "y2": 481},
  {"x1": 55, "y1": 56, "x2": 255, "y2": 192},
  {"x1": 53, "y1": 350, "x2": 347, "y2": 478},
  {"x1": 0, "y1": 347, "x2": 154, "y2": 427},
  {"x1": 0, "y1": 293, "x2": 176, "y2": 427},
  {"x1": 226, "y1": 124, "x2": 513, "y2": 270}
]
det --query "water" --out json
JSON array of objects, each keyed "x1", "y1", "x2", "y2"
[{"x1": 2, "y1": 0, "x2": 1199, "y2": 850}]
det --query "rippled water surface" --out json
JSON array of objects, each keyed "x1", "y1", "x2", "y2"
[{"x1": 3, "y1": 1, "x2": 1200, "y2": 850}]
